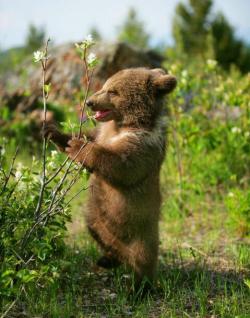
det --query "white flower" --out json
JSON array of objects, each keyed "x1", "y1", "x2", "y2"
[
  {"x1": 228, "y1": 192, "x2": 234, "y2": 198},
  {"x1": 47, "y1": 161, "x2": 56, "y2": 169},
  {"x1": 82, "y1": 168, "x2": 88, "y2": 175},
  {"x1": 0, "y1": 146, "x2": 5, "y2": 156},
  {"x1": 109, "y1": 293, "x2": 117, "y2": 300},
  {"x1": 15, "y1": 170, "x2": 22, "y2": 180},
  {"x1": 85, "y1": 34, "x2": 94, "y2": 44},
  {"x1": 15, "y1": 162, "x2": 24, "y2": 181},
  {"x1": 231, "y1": 126, "x2": 241, "y2": 134},
  {"x1": 51, "y1": 150, "x2": 58, "y2": 158},
  {"x1": 75, "y1": 34, "x2": 95, "y2": 52},
  {"x1": 207, "y1": 59, "x2": 217, "y2": 70},
  {"x1": 244, "y1": 131, "x2": 250, "y2": 137},
  {"x1": 181, "y1": 70, "x2": 188, "y2": 78},
  {"x1": 33, "y1": 50, "x2": 45, "y2": 63},
  {"x1": 87, "y1": 52, "x2": 97, "y2": 65}
]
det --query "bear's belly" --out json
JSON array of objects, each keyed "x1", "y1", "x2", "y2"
[{"x1": 86, "y1": 173, "x2": 161, "y2": 242}]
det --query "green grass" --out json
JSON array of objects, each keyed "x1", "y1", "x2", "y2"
[
  {"x1": 1, "y1": 56, "x2": 250, "y2": 317},
  {"x1": 25, "y1": 218, "x2": 250, "y2": 317},
  {"x1": 4, "y1": 174, "x2": 248, "y2": 318}
]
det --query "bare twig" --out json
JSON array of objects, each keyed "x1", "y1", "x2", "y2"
[
  {"x1": 0, "y1": 146, "x2": 19, "y2": 196},
  {"x1": 39, "y1": 164, "x2": 85, "y2": 219},
  {"x1": 11, "y1": 249, "x2": 35, "y2": 266},
  {"x1": 0, "y1": 286, "x2": 24, "y2": 318},
  {"x1": 21, "y1": 37, "x2": 96, "y2": 251},
  {"x1": 45, "y1": 156, "x2": 69, "y2": 185},
  {"x1": 78, "y1": 47, "x2": 94, "y2": 138},
  {"x1": 34, "y1": 39, "x2": 50, "y2": 220},
  {"x1": 0, "y1": 299, "x2": 18, "y2": 318},
  {"x1": 0, "y1": 164, "x2": 7, "y2": 180},
  {"x1": 40, "y1": 145, "x2": 90, "y2": 219},
  {"x1": 21, "y1": 142, "x2": 88, "y2": 249},
  {"x1": 4, "y1": 173, "x2": 23, "y2": 202}
]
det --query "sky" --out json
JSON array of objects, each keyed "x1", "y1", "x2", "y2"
[{"x1": 1, "y1": 0, "x2": 250, "y2": 50}]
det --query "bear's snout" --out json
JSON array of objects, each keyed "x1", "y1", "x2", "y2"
[{"x1": 86, "y1": 99, "x2": 94, "y2": 107}]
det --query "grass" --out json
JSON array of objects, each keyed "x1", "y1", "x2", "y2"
[
  {"x1": 2, "y1": 125, "x2": 250, "y2": 317},
  {"x1": 1, "y1": 59, "x2": 250, "y2": 317},
  {"x1": 7, "y1": 172, "x2": 248, "y2": 318}
]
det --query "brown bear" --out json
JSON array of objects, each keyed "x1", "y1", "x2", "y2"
[{"x1": 45, "y1": 67, "x2": 177, "y2": 291}]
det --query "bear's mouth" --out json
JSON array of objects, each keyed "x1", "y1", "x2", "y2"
[{"x1": 94, "y1": 110, "x2": 113, "y2": 121}]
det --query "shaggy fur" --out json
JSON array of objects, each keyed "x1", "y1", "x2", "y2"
[{"x1": 45, "y1": 67, "x2": 177, "y2": 289}]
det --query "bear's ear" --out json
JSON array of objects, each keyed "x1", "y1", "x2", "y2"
[
  {"x1": 152, "y1": 73, "x2": 177, "y2": 94},
  {"x1": 151, "y1": 68, "x2": 168, "y2": 75}
]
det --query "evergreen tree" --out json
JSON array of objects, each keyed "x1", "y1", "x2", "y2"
[
  {"x1": 172, "y1": 0, "x2": 212, "y2": 55},
  {"x1": 117, "y1": 8, "x2": 150, "y2": 49},
  {"x1": 173, "y1": 0, "x2": 250, "y2": 72},
  {"x1": 211, "y1": 13, "x2": 250, "y2": 72}
]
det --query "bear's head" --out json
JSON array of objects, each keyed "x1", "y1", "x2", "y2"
[{"x1": 86, "y1": 68, "x2": 177, "y2": 128}]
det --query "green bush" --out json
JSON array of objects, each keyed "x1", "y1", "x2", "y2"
[
  {"x1": 225, "y1": 189, "x2": 250, "y2": 238},
  {"x1": 162, "y1": 57, "x2": 250, "y2": 231},
  {"x1": 0, "y1": 102, "x2": 65, "y2": 147},
  {"x1": 0, "y1": 140, "x2": 86, "y2": 307}
]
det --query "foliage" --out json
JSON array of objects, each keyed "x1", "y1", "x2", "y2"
[
  {"x1": 117, "y1": 8, "x2": 150, "y2": 49},
  {"x1": 1, "y1": 29, "x2": 250, "y2": 316},
  {"x1": 226, "y1": 189, "x2": 250, "y2": 238},
  {"x1": 162, "y1": 55, "x2": 250, "y2": 234},
  {"x1": 0, "y1": 102, "x2": 64, "y2": 147},
  {"x1": 173, "y1": 0, "x2": 213, "y2": 55},
  {"x1": 210, "y1": 13, "x2": 250, "y2": 73},
  {"x1": 0, "y1": 47, "x2": 27, "y2": 74},
  {"x1": 0, "y1": 24, "x2": 46, "y2": 74},
  {"x1": 0, "y1": 37, "x2": 99, "y2": 315},
  {"x1": 0, "y1": 144, "x2": 71, "y2": 306},
  {"x1": 172, "y1": 0, "x2": 250, "y2": 72}
]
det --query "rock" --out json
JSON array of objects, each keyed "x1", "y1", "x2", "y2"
[{"x1": 0, "y1": 42, "x2": 163, "y2": 112}]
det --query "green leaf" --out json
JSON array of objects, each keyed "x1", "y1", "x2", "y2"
[{"x1": 44, "y1": 83, "x2": 51, "y2": 95}]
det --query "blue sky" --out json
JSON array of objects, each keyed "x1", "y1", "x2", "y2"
[{"x1": 1, "y1": 0, "x2": 250, "y2": 49}]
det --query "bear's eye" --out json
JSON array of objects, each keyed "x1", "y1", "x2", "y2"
[{"x1": 108, "y1": 89, "x2": 119, "y2": 96}]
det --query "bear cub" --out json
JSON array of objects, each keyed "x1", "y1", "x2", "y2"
[{"x1": 45, "y1": 67, "x2": 177, "y2": 292}]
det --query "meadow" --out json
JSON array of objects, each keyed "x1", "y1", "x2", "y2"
[{"x1": 0, "y1": 48, "x2": 250, "y2": 318}]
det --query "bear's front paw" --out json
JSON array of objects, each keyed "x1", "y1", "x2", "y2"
[{"x1": 65, "y1": 138, "x2": 87, "y2": 161}]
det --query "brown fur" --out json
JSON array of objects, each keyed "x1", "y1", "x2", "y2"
[{"x1": 45, "y1": 68, "x2": 177, "y2": 289}]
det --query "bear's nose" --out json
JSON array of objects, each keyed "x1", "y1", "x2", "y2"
[{"x1": 86, "y1": 99, "x2": 94, "y2": 107}]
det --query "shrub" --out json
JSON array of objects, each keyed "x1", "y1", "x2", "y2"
[
  {"x1": 0, "y1": 143, "x2": 75, "y2": 304},
  {"x1": 225, "y1": 189, "x2": 250, "y2": 238}
]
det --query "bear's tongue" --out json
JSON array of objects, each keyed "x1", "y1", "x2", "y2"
[{"x1": 94, "y1": 110, "x2": 112, "y2": 120}]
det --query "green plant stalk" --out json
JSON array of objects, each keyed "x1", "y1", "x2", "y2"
[
  {"x1": 78, "y1": 47, "x2": 93, "y2": 139},
  {"x1": 34, "y1": 39, "x2": 50, "y2": 221}
]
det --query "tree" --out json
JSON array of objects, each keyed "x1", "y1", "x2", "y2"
[
  {"x1": 25, "y1": 24, "x2": 46, "y2": 53},
  {"x1": 210, "y1": 13, "x2": 250, "y2": 72},
  {"x1": 117, "y1": 8, "x2": 150, "y2": 49},
  {"x1": 172, "y1": 0, "x2": 213, "y2": 55},
  {"x1": 172, "y1": 0, "x2": 250, "y2": 72}
]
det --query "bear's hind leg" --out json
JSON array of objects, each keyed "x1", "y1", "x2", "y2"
[
  {"x1": 87, "y1": 225, "x2": 121, "y2": 269},
  {"x1": 97, "y1": 251, "x2": 121, "y2": 269},
  {"x1": 128, "y1": 240, "x2": 158, "y2": 295}
]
